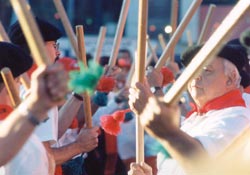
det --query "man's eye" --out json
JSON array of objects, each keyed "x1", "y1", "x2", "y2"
[
  {"x1": 204, "y1": 69, "x2": 212, "y2": 73},
  {"x1": 203, "y1": 67, "x2": 212, "y2": 72}
]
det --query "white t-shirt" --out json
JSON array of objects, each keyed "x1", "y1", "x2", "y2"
[
  {"x1": 20, "y1": 85, "x2": 58, "y2": 144},
  {"x1": 34, "y1": 107, "x2": 58, "y2": 144},
  {"x1": 0, "y1": 134, "x2": 48, "y2": 175},
  {"x1": 242, "y1": 92, "x2": 250, "y2": 108},
  {"x1": 157, "y1": 106, "x2": 250, "y2": 175}
]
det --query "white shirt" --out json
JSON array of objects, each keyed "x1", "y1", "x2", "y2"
[
  {"x1": 35, "y1": 107, "x2": 58, "y2": 144},
  {"x1": 0, "y1": 134, "x2": 48, "y2": 175},
  {"x1": 20, "y1": 85, "x2": 58, "y2": 144},
  {"x1": 157, "y1": 106, "x2": 250, "y2": 175},
  {"x1": 242, "y1": 92, "x2": 250, "y2": 108}
]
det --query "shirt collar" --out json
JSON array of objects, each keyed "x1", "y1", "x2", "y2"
[{"x1": 191, "y1": 89, "x2": 246, "y2": 115}]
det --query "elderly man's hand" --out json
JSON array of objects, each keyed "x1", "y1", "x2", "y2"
[
  {"x1": 146, "y1": 66, "x2": 163, "y2": 87},
  {"x1": 75, "y1": 126, "x2": 99, "y2": 152},
  {"x1": 128, "y1": 162, "x2": 152, "y2": 175},
  {"x1": 140, "y1": 96, "x2": 180, "y2": 139},
  {"x1": 27, "y1": 63, "x2": 68, "y2": 117},
  {"x1": 103, "y1": 65, "x2": 121, "y2": 77},
  {"x1": 128, "y1": 79, "x2": 153, "y2": 115}
]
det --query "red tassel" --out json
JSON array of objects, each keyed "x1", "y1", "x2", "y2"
[
  {"x1": 96, "y1": 76, "x2": 115, "y2": 93},
  {"x1": 69, "y1": 117, "x2": 78, "y2": 129},
  {"x1": 161, "y1": 66, "x2": 174, "y2": 86},
  {"x1": 58, "y1": 57, "x2": 79, "y2": 72},
  {"x1": 100, "y1": 109, "x2": 131, "y2": 136}
]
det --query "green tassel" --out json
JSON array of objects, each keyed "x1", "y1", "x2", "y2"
[{"x1": 68, "y1": 60, "x2": 104, "y2": 95}]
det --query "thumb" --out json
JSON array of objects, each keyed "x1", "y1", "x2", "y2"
[
  {"x1": 30, "y1": 65, "x2": 47, "y2": 81},
  {"x1": 140, "y1": 162, "x2": 152, "y2": 174}
]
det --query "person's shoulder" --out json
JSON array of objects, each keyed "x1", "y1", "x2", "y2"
[{"x1": 213, "y1": 106, "x2": 250, "y2": 121}]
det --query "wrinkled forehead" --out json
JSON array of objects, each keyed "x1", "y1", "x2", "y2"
[{"x1": 207, "y1": 57, "x2": 225, "y2": 69}]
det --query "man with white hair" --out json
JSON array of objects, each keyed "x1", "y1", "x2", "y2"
[{"x1": 128, "y1": 44, "x2": 250, "y2": 175}]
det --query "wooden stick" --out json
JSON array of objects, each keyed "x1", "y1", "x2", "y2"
[
  {"x1": 163, "y1": 0, "x2": 250, "y2": 104},
  {"x1": 76, "y1": 25, "x2": 92, "y2": 128},
  {"x1": 197, "y1": 4, "x2": 216, "y2": 44},
  {"x1": 9, "y1": 0, "x2": 51, "y2": 65},
  {"x1": 186, "y1": 30, "x2": 193, "y2": 46},
  {"x1": 147, "y1": 36, "x2": 158, "y2": 63},
  {"x1": 93, "y1": 26, "x2": 107, "y2": 63},
  {"x1": 53, "y1": 0, "x2": 78, "y2": 58},
  {"x1": 19, "y1": 73, "x2": 31, "y2": 90},
  {"x1": 170, "y1": 0, "x2": 179, "y2": 37},
  {"x1": 136, "y1": 0, "x2": 148, "y2": 163},
  {"x1": 108, "y1": 0, "x2": 131, "y2": 66},
  {"x1": 146, "y1": 45, "x2": 158, "y2": 67},
  {"x1": 126, "y1": 51, "x2": 136, "y2": 87},
  {"x1": 170, "y1": 0, "x2": 179, "y2": 62},
  {"x1": 155, "y1": 0, "x2": 202, "y2": 71},
  {"x1": 0, "y1": 21, "x2": 10, "y2": 42},
  {"x1": 0, "y1": 21, "x2": 31, "y2": 90},
  {"x1": 158, "y1": 33, "x2": 166, "y2": 50},
  {"x1": 1, "y1": 68, "x2": 21, "y2": 108}
]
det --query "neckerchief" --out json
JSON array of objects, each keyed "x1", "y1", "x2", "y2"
[{"x1": 188, "y1": 89, "x2": 245, "y2": 116}]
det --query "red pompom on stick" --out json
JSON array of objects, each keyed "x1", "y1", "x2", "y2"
[
  {"x1": 0, "y1": 105, "x2": 13, "y2": 120},
  {"x1": 161, "y1": 66, "x2": 175, "y2": 86},
  {"x1": 96, "y1": 76, "x2": 115, "y2": 93},
  {"x1": 100, "y1": 109, "x2": 131, "y2": 136}
]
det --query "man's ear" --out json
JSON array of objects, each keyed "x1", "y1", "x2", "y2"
[
  {"x1": 227, "y1": 70, "x2": 237, "y2": 86},
  {"x1": 226, "y1": 79, "x2": 232, "y2": 86}
]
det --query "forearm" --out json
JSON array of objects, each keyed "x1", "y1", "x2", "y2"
[
  {"x1": 58, "y1": 95, "x2": 82, "y2": 138},
  {"x1": 156, "y1": 129, "x2": 209, "y2": 171},
  {"x1": 51, "y1": 142, "x2": 83, "y2": 165},
  {"x1": 0, "y1": 99, "x2": 46, "y2": 165}
]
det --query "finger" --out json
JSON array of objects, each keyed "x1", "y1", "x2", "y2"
[
  {"x1": 140, "y1": 162, "x2": 152, "y2": 172},
  {"x1": 30, "y1": 65, "x2": 47, "y2": 80}
]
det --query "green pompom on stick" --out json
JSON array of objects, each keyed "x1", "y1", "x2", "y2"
[{"x1": 68, "y1": 60, "x2": 104, "y2": 95}]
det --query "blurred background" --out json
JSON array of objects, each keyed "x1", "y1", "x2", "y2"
[{"x1": 0, "y1": 0, "x2": 249, "y2": 59}]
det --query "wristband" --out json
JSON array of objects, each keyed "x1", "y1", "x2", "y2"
[
  {"x1": 17, "y1": 103, "x2": 40, "y2": 126},
  {"x1": 150, "y1": 86, "x2": 162, "y2": 94},
  {"x1": 72, "y1": 92, "x2": 83, "y2": 101},
  {"x1": 27, "y1": 114, "x2": 40, "y2": 126}
]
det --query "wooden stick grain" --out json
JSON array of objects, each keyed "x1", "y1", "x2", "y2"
[
  {"x1": 0, "y1": 21, "x2": 10, "y2": 42},
  {"x1": 1, "y1": 68, "x2": 21, "y2": 108},
  {"x1": 53, "y1": 0, "x2": 78, "y2": 58},
  {"x1": 108, "y1": 0, "x2": 131, "y2": 66},
  {"x1": 155, "y1": 0, "x2": 202, "y2": 71},
  {"x1": 135, "y1": 0, "x2": 148, "y2": 163},
  {"x1": 158, "y1": 33, "x2": 166, "y2": 50},
  {"x1": 93, "y1": 26, "x2": 107, "y2": 63},
  {"x1": 197, "y1": 4, "x2": 216, "y2": 44},
  {"x1": 9, "y1": 0, "x2": 51, "y2": 65},
  {"x1": 76, "y1": 26, "x2": 92, "y2": 128},
  {"x1": 147, "y1": 36, "x2": 158, "y2": 63}
]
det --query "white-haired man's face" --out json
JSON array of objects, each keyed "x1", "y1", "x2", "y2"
[{"x1": 188, "y1": 57, "x2": 237, "y2": 108}]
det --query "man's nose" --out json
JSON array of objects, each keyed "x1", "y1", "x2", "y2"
[
  {"x1": 56, "y1": 50, "x2": 61, "y2": 57},
  {"x1": 194, "y1": 74, "x2": 202, "y2": 81}
]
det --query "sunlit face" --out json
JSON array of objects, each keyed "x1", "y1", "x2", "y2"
[
  {"x1": 45, "y1": 41, "x2": 60, "y2": 62},
  {"x1": 188, "y1": 57, "x2": 230, "y2": 108}
]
